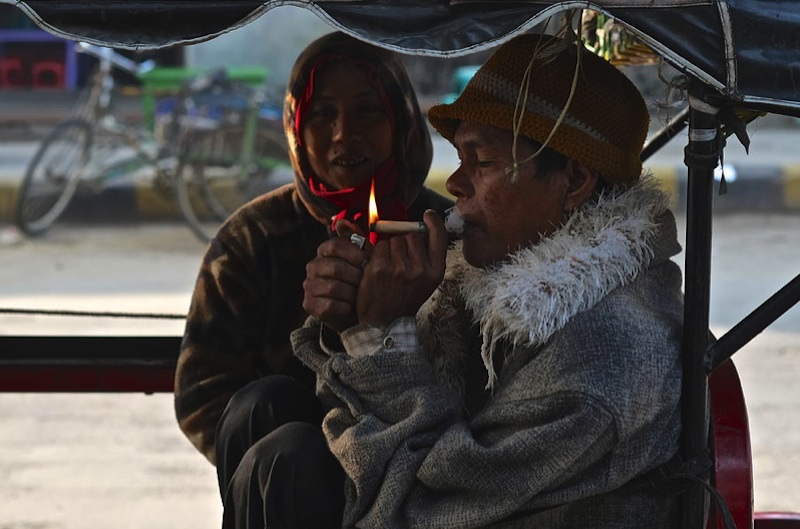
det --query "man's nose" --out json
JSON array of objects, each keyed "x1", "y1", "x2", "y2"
[{"x1": 445, "y1": 166, "x2": 469, "y2": 198}]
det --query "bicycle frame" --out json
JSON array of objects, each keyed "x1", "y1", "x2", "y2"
[
  {"x1": 229, "y1": 93, "x2": 288, "y2": 182},
  {"x1": 182, "y1": 84, "x2": 283, "y2": 178},
  {"x1": 72, "y1": 43, "x2": 167, "y2": 182},
  {"x1": 173, "y1": 76, "x2": 291, "y2": 242},
  {"x1": 72, "y1": 43, "x2": 153, "y2": 121}
]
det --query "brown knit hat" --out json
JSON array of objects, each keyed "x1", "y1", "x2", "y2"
[{"x1": 428, "y1": 33, "x2": 649, "y2": 184}]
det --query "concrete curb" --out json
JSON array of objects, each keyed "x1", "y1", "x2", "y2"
[{"x1": 0, "y1": 176, "x2": 186, "y2": 226}]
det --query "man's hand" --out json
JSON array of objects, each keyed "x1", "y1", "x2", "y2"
[{"x1": 357, "y1": 210, "x2": 448, "y2": 326}]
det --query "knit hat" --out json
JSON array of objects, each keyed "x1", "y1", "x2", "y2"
[{"x1": 428, "y1": 33, "x2": 649, "y2": 185}]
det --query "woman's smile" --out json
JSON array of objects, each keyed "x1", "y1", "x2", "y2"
[{"x1": 302, "y1": 61, "x2": 393, "y2": 190}]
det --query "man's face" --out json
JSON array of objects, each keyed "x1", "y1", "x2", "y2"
[
  {"x1": 302, "y1": 61, "x2": 393, "y2": 190},
  {"x1": 445, "y1": 121, "x2": 572, "y2": 268}
]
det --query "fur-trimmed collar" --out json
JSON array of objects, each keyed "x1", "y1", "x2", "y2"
[{"x1": 417, "y1": 175, "x2": 673, "y2": 391}]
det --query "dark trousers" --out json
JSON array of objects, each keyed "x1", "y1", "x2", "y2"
[{"x1": 216, "y1": 375, "x2": 345, "y2": 529}]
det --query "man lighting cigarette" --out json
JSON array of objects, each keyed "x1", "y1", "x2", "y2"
[{"x1": 293, "y1": 32, "x2": 687, "y2": 529}]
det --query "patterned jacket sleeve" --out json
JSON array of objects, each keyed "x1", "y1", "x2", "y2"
[{"x1": 174, "y1": 233, "x2": 269, "y2": 464}]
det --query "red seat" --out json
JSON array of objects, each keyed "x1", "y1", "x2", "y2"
[
  {"x1": 706, "y1": 359, "x2": 753, "y2": 529},
  {"x1": 707, "y1": 360, "x2": 800, "y2": 529}
]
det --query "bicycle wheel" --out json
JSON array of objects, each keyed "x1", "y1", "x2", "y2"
[
  {"x1": 176, "y1": 124, "x2": 292, "y2": 242},
  {"x1": 174, "y1": 158, "x2": 219, "y2": 243},
  {"x1": 199, "y1": 124, "x2": 291, "y2": 220},
  {"x1": 15, "y1": 119, "x2": 93, "y2": 236}
]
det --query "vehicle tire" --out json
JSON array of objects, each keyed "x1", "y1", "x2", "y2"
[
  {"x1": 175, "y1": 124, "x2": 291, "y2": 242},
  {"x1": 174, "y1": 159, "x2": 218, "y2": 244},
  {"x1": 15, "y1": 119, "x2": 93, "y2": 236}
]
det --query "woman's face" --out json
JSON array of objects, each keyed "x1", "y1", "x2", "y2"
[{"x1": 301, "y1": 60, "x2": 394, "y2": 190}]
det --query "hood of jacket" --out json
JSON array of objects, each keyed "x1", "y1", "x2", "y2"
[
  {"x1": 417, "y1": 175, "x2": 680, "y2": 390},
  {"x1": 284, "y1": 31, "x2": 434, "y2": 224}
]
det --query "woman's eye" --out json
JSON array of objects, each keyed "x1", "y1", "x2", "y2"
[
  {"x1": 359, "y1": 104, "x2": 385, "y2": 115},
  {"x1": 308, "y1": 106, "x2": 336, "y2": 119}
]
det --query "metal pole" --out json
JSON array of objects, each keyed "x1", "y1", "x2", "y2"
[
  {"x1": 641, "y1": 106, "x2": 689, "y2": 162},
  {"x1": 681, "y1": 81, "x2": 719, "y2": 529},
  {"x1": 709, "y1": 273, "x2": 800, "y2": 372}
]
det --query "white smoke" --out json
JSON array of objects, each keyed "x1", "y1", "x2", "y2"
[{"x1": 444, "y1": 206, "x2": 465, "y2": 235}]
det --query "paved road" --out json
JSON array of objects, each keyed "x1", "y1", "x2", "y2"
[
  {"x1": 0, "y1": 215, "x2": 799, "y2": 527},
  {"x1": 0, "y1": 224, "x2": 215, "y2": 529}
]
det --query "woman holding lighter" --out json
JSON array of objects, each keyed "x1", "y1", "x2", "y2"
[{"x1": 173, "y1": 31, "x2": 453, "y2": 528}]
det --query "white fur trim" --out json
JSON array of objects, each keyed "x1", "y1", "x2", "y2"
[{"x1": 449, "y1": 175, "x2": 670, "y2": 390}]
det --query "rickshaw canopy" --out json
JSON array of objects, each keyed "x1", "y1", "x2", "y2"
[{"x1": 4, "y1": 0, "x2": 800, "y2": 116}]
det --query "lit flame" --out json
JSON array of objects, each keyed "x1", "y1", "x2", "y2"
[{"x1": 368, "y1": 178, "x2": 378, "y2": 244}]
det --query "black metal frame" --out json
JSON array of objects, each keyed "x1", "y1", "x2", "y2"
[
  {"x1": 0, "y1": 336, "x2": 179, "y2": 392},
  {"x1": 641, "y1": 106, "x2": 689, "y2": 163},
  {"x1": 681, "y1": 80, "x2": 717, "y2": 529},
  {"x1": 677, "y1": 80, "x2": 800, "y2": 527},
  {"x1": 709, "y1": 275, "x2": 800, "y2": 372}
]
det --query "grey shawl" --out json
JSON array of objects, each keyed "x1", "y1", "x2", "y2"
[{"x1": 292, "y1": 175, "x2": 685, "y2": 528}]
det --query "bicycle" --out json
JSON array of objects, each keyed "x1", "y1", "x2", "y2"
[
  {"x1": 14, "y1": 42, "x2": 292, "y2": 243},
  {"x1": 14, "y1": 43, "x2": 164, "y2": 236},
  {"x1": 170, "y1": 70, "x2": 294, "y2": 242}
]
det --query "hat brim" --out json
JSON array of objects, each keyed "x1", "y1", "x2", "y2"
[{"x1": 427, "y1": 98, "x2": 642, "y2": 185}]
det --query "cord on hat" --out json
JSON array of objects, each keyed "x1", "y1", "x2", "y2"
[{"x1": 508, "y1": 21, "x2": 582, "y2": 182}]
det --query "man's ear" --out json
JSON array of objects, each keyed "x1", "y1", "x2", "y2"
[{"x1": 563, "y1": 160, "x2": 599, "y2": 213}]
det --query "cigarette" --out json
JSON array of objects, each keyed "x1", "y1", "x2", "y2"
[{"x1": 369, "y1": 220, "x2": 428, "y2": 235}]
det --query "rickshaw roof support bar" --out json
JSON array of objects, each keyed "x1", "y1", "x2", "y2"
[
  {"x1": 0, "y1": 336, "x2": 179, "y2": 392},
  {"x1": 641, "y1": 106, "x2": 689, "y2": 163},
  {"x1": 681, "y1": 81, "x2": 719, "y2": 529},
  {"x1": 708, "y1": 273, "x2": 800, "y2": 372}
]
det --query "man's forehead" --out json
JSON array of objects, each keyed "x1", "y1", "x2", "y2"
[{"x1": 453, "y1": 121, "x2": 513, "y2": 147}]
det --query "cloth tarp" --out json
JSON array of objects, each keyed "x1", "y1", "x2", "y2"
[{"x1": 3, "y1": 1, "x2": 799, "y2": 114}]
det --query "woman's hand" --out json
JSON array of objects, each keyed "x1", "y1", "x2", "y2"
[{"x1": 302, "y1": 219, "x2": 369, "y2": 333}]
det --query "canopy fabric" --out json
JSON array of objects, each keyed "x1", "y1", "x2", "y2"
[{"x1": 4, "y1": 0, "x2": 800, "y2": 114}]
